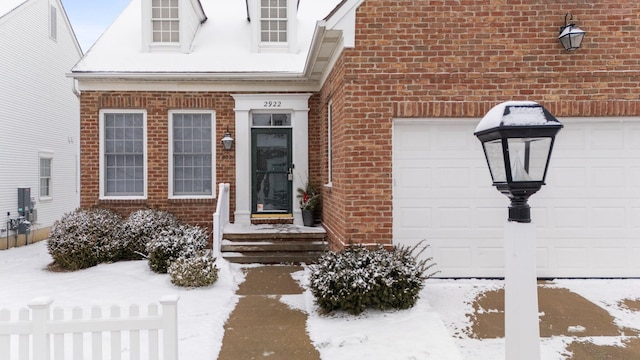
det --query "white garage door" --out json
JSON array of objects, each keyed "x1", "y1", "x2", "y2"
[{"x1": 393, "y1": 118, "x2": 640, "y2": 278}]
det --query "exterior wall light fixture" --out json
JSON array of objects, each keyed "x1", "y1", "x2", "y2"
[
  {"x1": 559, "y1": 13, "x2": 586, "y2": 51},
  {"x1": 221, "y1": 127, "x2": 234, "y2": 150}
]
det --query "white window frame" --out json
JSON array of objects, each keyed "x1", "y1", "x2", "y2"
[
  {"x1": 39, "y1": 152, "x2": 54, "y2": 200},
  {"x1": 168, "y1": 110, "x2": 216, "y2": 199},
  {"x1": 49, "y1": 3, "x2": 57, "y2": 41},
  {"x1": 151, "y1": 0, "x2": 180, "y2": 44},
  {"x1": 326, "y1": 100, "x2": 333, "y2": 187},
  {"x1": 99, "y1": 110, "x2": 148, "y2": 200},
  {"x1": 252, "y1": 0, "x2": 297, "y2": 52}
]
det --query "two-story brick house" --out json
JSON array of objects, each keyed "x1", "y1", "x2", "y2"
[{"x1": 71, "y1": 0, "x2": 640, "y2": 277}]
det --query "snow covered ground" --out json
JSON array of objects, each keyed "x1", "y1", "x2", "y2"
[{"x1": 1, "y1": 241, "x2": 639, "y2": 359}]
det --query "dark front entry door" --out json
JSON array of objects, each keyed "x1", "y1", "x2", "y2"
[{"x1": 251, "y1": 128, "x2": 293, "y2": 215}]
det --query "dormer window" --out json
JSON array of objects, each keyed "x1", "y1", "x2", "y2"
[
  {"x1": 152, "y1": 0, "x2": 179, "y2": 43},
  {"x1": 141, "y1": 0, "x2": 206, "y2": 53},
  {"x1": 251, "y1": 0, "x2": 296, "y2": 53},
  {"x1": 260, "y1": 0, "x2": 287, "y2": 43}
]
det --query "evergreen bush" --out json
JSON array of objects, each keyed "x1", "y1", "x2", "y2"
[
  {"x1": 168, "y1": 252, "x2": 219, "y2": 287},
  {"x1": 309, "y1": 242, "x2": 437, "y2": 315},
  {"x1": 47, "y1": 208, "x2": 122, "y2": 270},
  {"x1": 146, "y1": 224, "x2": 208, "y2": 274},
  {"x1": 114, "y1": 209, "x2": 178, "y2": 261}
]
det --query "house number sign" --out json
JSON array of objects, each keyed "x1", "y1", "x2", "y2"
[{"x1": 263, "y1": 101, "x2": 282, "y2": 108}]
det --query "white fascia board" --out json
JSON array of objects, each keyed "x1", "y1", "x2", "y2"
[
  {"x1": 72, "y1": 78, "x2": 321, "y2": 93},
  {"x1": 69, "y1": 71, "x2": 310, "y2": 81},
  {"x1": 323, "y1": 0, "x2": 363, "y2": 48}
]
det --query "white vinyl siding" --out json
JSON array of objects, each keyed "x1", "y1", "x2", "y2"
[
  {"x1": 260, "y1": 0, "x2": 287, "y2": 43},
  {"x1": 0, "y1": 0, "x2": 81, "y2": 232},
  {"x1": 152, "y1": 0, "x2": 179, "y2": 43},
  {"x1": 169, "y1": 111, "x2": 215, "y2": 198},
  {"x1": 100, "y1": 111, "x2": 147, "y2": 199}
]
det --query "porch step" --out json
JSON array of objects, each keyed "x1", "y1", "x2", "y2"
[{"x1": 220, "y1": 224, "x2": 328, "y2": 264}]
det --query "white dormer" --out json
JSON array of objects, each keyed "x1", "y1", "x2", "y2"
[
  {"x1": 250, "y1": 0, "x2": 298, "y2": 53},
  {"x1": 141, "y1": 0, "x2": 206, "y2": 53}
]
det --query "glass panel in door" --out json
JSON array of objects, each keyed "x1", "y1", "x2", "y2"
[{"x1": 252, "y1": 128, "x2": 292, "y2": 214}]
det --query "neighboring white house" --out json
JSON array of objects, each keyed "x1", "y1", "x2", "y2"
[{"x1": 0, "y1": 0, "x2": 81, "y2": 248}]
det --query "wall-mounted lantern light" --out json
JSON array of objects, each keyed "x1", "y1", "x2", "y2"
[
  {"x1": 559, "y1": 13, "x2": 586, "y2": 51},
  {"x1": 221, "y1": 127, "x2": 234, "y2": 150}
]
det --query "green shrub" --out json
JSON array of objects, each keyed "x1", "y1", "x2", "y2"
[
  {"x1": 309, "y1": 242, "x2": 437, "y2": 315},
  {"x1": 113, "y1": 209, "x2": 178, "y2": 261},
  {"x1": 146, "y1": 224, "x2": 208, "y2": 274},
  {"x1": 168, "y1": 253, "x2": 219, "y2": 287},
  {"x1": 47, "y1": 208, "x2": 122, "y2": 270}
]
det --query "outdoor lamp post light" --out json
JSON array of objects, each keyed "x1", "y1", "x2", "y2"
[
  {"x1": 221, "y1": 127, "x2": 234, "y2": 150},
  {"x1": 475, "y1": 101, "x2": 563, "y2": 360},
  {"x1": 558, "y1": 13, "x2": 586, "y2": 51}
]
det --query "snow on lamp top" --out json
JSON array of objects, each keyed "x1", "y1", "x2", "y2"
[{"x1": 475, "y1": 101, "x2": 560, "y2": 134}]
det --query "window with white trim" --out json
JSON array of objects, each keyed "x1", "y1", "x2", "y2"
[
  {"x1": 39, "y1": 157, "x2": 52, "y2": 198},
  {"x1": 152, "y1": 0, "x2": 179, "y2": 43},
  {"x1": 49, "y1": 4, "x2": 57, "y2": 40},
  {"x1": 260, "y1": 0, "x2": 287, "y2": 43},
  {"x1": 169, "y1": 111, "x2": 214, "y2": 198},
  {"x1": 327, "y1": 101, "x2": 333, "y2": 186},
  {"x1": 101, "y1": 111, "x2": 146, "y2": 198}
]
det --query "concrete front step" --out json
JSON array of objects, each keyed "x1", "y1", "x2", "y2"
[
  {"x1": 221, "y1": 240, "x2": 328, "y2": 253},
  {"x1": 222, "y1": 251, "x2": 326, "y2": 264},
  {"x1": 220, "y1": 224, "x2": 328, "y2": 264}
]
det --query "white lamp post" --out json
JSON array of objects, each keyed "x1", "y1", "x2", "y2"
[{"x1": 475, "y1": 101, "x2": 563, "y2": 360}]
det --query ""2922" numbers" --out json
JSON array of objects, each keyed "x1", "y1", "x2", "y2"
[{"x1": 263, "y1": 101, "x2": 282, "y2": 108}]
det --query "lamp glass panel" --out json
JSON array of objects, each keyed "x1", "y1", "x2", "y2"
[
  {"x1": 507, "y1": 137, "x2": 551, "y2": 182},
  {"x1": 570, "y1": 32, "x2": 584, "y2": 48},
  {"x1": 483, "y1": 139, "x2": 506, "y2": 182},
  {"x1": 560, "y1": 35, "x2": 572, "y2": 50}
]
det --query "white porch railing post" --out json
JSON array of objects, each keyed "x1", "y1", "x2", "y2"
[
  {"x1": 213, "y1": 183, "x2": 230, "y2": 258},
  {"x1": 160, "y1": 295, "x2": 180, "y2": 360},
  {"x1": 28, "y1": 297, "x2": 53, "y2": 360}
]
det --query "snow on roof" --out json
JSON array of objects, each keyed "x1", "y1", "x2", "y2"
[
  {"x1": 73, "y1": 0, "x2": 344, "y2": 74},
  {"x1": 475, "y1": 101, "x2": 560, "y2": 133},
  {"x1": 0, "y1": 0, "x2": 28, "y2": 18}
]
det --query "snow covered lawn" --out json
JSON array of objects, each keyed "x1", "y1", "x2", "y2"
[{"x1": 1, "y1": 241, "x2": 639, "y2": 359}]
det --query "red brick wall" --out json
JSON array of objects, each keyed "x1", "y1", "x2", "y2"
[
  {"x1": 79, "y1": 91, "x2": 236, "y2": 232},
  {"x1": 317, "y1": 0, "x2": 640, "y2": 249}
]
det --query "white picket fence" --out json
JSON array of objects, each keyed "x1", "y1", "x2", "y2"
[{"x1": 0, "y1": 296, "x2": 179, "y2": 360}]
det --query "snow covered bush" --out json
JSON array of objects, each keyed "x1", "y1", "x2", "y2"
[
  {"x1": 168, "y1": 252, "x2": 219, "y2": 287},
  {"x1": 47, "y1": 208, "x2": 122, "y2": 270},
  {"x1": 114, "y1": 209, "x2": 178, "y2": 261},
  {"x1": 146, "y1": 224, "x2": 208, "y2": 274},
  {"x1": 309, "y1": 243, "x2": 437, "y2": 315}
]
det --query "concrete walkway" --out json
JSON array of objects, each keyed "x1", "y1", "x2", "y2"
[{"x1": 217, "y1": 266, "x2": 320, "y2": 360}]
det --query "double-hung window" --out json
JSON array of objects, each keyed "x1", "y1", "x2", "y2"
[
  {"x1": 327, "y1": 101, "x2": 333, "y2": 186},
  {"x1": 39, "y1": 156, "x2": 52, "y2": 198},
  {"x1": 152, "y1": 0, "x2": 179, "y2": 43},
  {"x1": 49, "y1": 4, "x2": 57, "y2": 40},
  {"x1": 100, "y1": 111, "x2": 146, "y2": 199},
  {"x1": 260, "y1": 0, "x2": 287, "y2": 43},
  {"x1": 169, "y1": 111, "x2": 214, "y2": 198}
]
